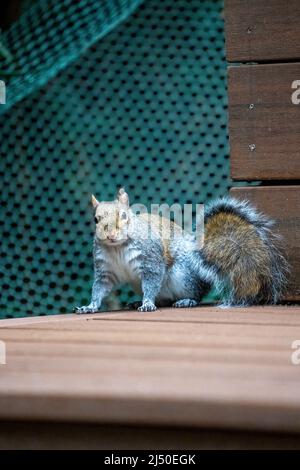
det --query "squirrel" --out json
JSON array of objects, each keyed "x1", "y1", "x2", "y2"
[{"x1": 75, "y1": 187, "x2": 288, "y2": 313}]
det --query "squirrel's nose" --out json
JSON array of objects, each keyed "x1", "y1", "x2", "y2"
[{"x1": 107, "y1": 232, "x2": 117, "y2": 241}]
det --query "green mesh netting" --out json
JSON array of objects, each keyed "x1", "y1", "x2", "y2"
[
  {"x1": 0, "y1": 0, "x2": 231, "y2": 318},
  {"x1": 0, "y1": 0, "x2": 144, "y2": 109}
]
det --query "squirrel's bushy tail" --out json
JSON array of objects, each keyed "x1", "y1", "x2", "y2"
[{"x1": 202, "y1": 197, "x2": 289, "y2": 306}]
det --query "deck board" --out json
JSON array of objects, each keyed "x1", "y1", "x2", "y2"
[{"x1": 0, "y1": 305, "x2": 300, "y2": 433}]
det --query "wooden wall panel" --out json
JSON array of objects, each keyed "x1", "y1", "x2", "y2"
[
  {"x1": 228, "y1": 63, "x2": 300, "y2": 180},
  {"x1": 230, "y1": 186, "x2": 300, "y2": 302},
  {"x1": 225, "y1": 0, "x2": 300, "y2": 62}
]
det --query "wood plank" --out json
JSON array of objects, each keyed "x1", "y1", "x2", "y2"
[
  {"x1": 2, "y1": 355, "x2": 299, "y2": 382},
  {"x1": 1, "y1": 321, "x2": 297, "y2": 355},
  {"x1": 1, "y1": 368, "x2": 300, "y2": 403},
  {"x1": 3, "y1": 341, "x2": 294, "y2": 366},
  {"x1": 225, "y1": 0, "x2": 300, "y2": 62},
  {"x1": 230, "y1": 186, "x2": 300, "y2": 301},
  {"x1": 0, "y1": 322, "x2": 297, "y2": 348},
  {"x1": 3, "y1": 313, "x2": 299, "y2": 334},
  {"x1": 1, "y1": 305, "x2": 300, "y2": 327},
  {"x1": 0, "y1": 306, "x2": 300, "y2": 433},
  {"x1": 1, "y1": 353, "x2": 298, "y2": 381},
  {"x1": 228, "y1": 63, "x2": 300, "y2": 180},
  {"x1": 0, "y1": 375, "x2": 300, "y2": 432},
  {"x1": 0, "y1": 313, "x2": 81, "y2": 327}
]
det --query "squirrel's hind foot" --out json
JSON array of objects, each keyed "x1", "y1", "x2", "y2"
[
  {"x1": 74, "y1": 304, "x2": 100, "y2": 314},
  {"x1": 138, "y1": 300, "x2": 157, "y2": 312},
  {"x1": 172, "y1": 299, "x2": 198, "y2": 308}
]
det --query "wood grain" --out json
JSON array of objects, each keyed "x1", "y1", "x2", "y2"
[
  {"x1": 0, "y1": 306, "x2": 300, "y2": 433},
  {"x1": 228, "y1": 63, "x2": 300, "y2": 180},
  {"x1": 230, "y1": 186, "x2": 300, "y2": 301},
  {"x1": 1, "y1": 305, "x2": 300, "y2": 327},
  {"x1": 225, "y1": 0, "x2": 300, "y2": 62}
]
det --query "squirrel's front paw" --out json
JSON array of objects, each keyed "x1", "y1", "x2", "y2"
[
  {"x1": 74, "y1": 304, "x2": 99, "y2": 314},
  {"x1": 138, "y1": 300, "x2": 157, "y2": 312}
]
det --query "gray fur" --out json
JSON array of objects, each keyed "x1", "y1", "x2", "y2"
[
  {"x1": 75, "y1": 209, "x2": 210, "y2": 313},
  {"x1": 75, "y1": 194, "x2": 288, "y2": 313}
]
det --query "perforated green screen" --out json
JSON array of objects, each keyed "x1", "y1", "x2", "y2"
[{"x1": 0, "y1": 0, "x2": 231, "y2": 318}]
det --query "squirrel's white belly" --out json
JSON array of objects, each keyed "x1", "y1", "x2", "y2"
[{"x1": 106, "y1": 246, "x2": 142, "y2": 293}]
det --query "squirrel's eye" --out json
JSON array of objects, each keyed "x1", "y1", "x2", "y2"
[
  {"x1": 94, "y1": 217, "x2": 98, "y2": 224},
  {"x1": 121, "y1": 212, "x2": 127, "y2": 220}
]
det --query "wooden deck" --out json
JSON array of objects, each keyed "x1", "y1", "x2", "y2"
[{"x1": 1, "y1": 305, "x2": 300, "y2": 448}]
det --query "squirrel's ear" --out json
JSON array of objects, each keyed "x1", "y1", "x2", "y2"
[
  {"x1": 91, "y1": 194, "x2": 100, "y2": 209},
  {"x1": 117, "y1": 187, "x2": 129, "y2": 206}
]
